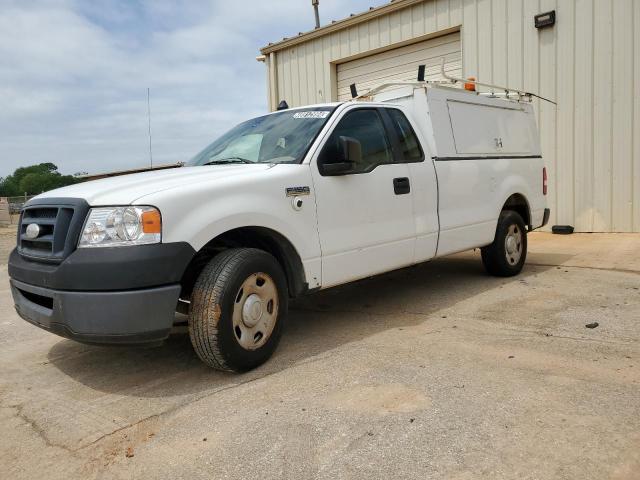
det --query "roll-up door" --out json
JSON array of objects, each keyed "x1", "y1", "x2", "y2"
[{"x1": 336, "y1": 31, "x2": 461, "y2": 100}]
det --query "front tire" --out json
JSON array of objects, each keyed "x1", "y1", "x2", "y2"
[
  {"x1": 481, "y1": 210, "x2": 527, "y2": 277},
  {"x1": 189, "y1": 248, "x2": 288, "y2": 372}
]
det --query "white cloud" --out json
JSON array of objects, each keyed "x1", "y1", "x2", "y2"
[{"x1": 0, "y1": 0, "x2": 382, "y2": 177}]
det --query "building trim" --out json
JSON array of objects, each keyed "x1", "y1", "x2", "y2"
[
  {"x1": 260, "y1": 0, "x2": 429, "y2": 54},
  {"x1": 329, "y1": 26, "x2": 460, "y2": 66},
  {"x1": 268, "y1": 52, "x2": 278, "y2": 111}
]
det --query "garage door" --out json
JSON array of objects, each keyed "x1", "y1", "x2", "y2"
[{"x1": 336, "y1": 31, "x2": 461, "y2": 100}]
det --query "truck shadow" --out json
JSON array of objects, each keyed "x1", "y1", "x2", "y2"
[{"x1": 47, "y1": 251, "x2": 572, "y2": 398}]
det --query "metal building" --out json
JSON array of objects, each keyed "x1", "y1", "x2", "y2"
[{"x1": 259, "y1": 0, "x2": 640, "y2": 232}]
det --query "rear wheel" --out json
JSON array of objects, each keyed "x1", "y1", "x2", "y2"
[
  {"x1": 481, "y1": 210, "x2": 527, "y2": 277},
  {"x1": 188, "y1": 248, "x2": 288, "y2": 371}
]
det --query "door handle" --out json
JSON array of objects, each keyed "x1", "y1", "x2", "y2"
[{"x1": 393, "y1": 177, "x2": 410, "y2": 195}]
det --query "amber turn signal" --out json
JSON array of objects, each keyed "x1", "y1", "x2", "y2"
[{"x1": 141, "y1": 210, "x2": 162, "y2": 234}]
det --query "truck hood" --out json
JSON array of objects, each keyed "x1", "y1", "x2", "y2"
[{"x1": 33, "y1": 164, "x2": 275, "y2": 206}]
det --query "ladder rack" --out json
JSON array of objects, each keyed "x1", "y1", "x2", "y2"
[
  {"x1": 438, "y1": 58, "x2": 556, "y2": 105},
  {"x1": 350, "y1": 58, "x2": 556, "y2": 105}
]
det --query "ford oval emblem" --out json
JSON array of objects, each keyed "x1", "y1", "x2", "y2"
[{"x1": 25, "y1": 223, "x2": 41, "y2": 240}]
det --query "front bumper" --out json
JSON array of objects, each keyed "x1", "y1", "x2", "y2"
[
  {"x1": 8, "y1": 242, "x2": 195, "y2": 291},
  {"x1": 10, "y1": 278, "x2": 181, "y2": 344},
  {"x1": 8, "y1": 240, "x2": 196, "y2": 345}
]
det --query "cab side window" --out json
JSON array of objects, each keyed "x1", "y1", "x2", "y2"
[
  {"x1": 319, "y1": 109, "x2": 392, "y2": 174},
  {"x1": 386, "y1": 109, "x2": 424, "y2": 162}
]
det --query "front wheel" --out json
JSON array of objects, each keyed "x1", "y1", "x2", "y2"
[
  {"x1": 481, "y1": 210, "x2": 527, "y2": 277},
  {"x1": 188, "y1": 248, "x2": 288, "y2": 372}
]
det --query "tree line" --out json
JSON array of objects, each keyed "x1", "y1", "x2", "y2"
[{"x1": 0, "y1": 163, "x2": 79, "y2": 197}]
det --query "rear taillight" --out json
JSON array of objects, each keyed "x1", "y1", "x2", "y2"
[{"x1": 543, "y1": 167, "x2": 548, "y2": 195}]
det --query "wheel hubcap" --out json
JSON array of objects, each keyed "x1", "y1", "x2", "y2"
[
  {"x1": 504, "y1": 224, "x2": 523, "y2": 265},
  {"x1": 242, "y1": 294, "x2": 263, "y2": 328},
  {"x1": 232, "y1": 272, "x2": 278, "y2": 350}
]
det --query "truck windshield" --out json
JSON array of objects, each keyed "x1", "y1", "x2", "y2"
[{"x1": 187, "y1": 107, "x2": 336, "y2": 166}]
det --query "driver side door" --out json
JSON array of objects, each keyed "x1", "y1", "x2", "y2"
[{"x1": 310, "y1": 107, "x2": 416, "y2": 288}]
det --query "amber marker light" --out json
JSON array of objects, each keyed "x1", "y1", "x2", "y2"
[
  {"x1": 142, "y1": 209, "x2": 162, "y2": 234},
  {"x1": 464, "y1": 77, "x2": 476, "y2": 91}
]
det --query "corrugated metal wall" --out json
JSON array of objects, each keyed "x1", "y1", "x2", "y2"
[{"x1": 265, "y1": 0, "x2": 640, "y2": 232}]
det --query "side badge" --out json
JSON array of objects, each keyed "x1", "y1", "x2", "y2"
[{"x1": 285, "y1": 186, "x2": 310, "y2": 197}]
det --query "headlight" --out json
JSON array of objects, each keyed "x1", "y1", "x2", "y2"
[{"x1": 79, "y1": 206, "x2": 161, "y2": 248}]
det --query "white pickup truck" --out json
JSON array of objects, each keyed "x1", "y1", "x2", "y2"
[{"x1": 8, "y1": 82, "x2": 549, "y2": 371}]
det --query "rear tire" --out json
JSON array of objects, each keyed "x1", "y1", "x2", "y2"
[
  {"x1": 481, "y1": 210, "x2": 527, "y2": 277},
  {"x1": 188, "y1": 248, "x2": 288, "y2": 372}
]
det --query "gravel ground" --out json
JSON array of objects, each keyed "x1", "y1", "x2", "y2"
[
  {"x1": 0, "y1": 232, "x2": 638, "y2": 480},
  {"x1": 0, "y1": 226, "x2": 16, "y2": 263}
]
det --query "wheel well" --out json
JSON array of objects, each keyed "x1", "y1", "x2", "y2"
[
  {"x1": 180, "y1": 227, "x2": 307, "y2": 300},
  {"x1": 502, "y1": 193, "x2": 531, "y2": 229}
]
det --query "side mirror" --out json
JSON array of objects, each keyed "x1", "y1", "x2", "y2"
[
  {"x1": 339, "y1": 136, "x2": 362, "y2": 164},
  {"x1": 318, "y1": 136, "x2": 362, "y2": 176}
]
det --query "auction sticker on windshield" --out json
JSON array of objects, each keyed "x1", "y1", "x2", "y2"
[{"x1": 293, "y1": 111, "x2": 330, "y2": 119}]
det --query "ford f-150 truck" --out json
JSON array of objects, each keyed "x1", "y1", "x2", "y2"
[{"x1": 8, "y1": 80, "x2": 549, "y2": 372}]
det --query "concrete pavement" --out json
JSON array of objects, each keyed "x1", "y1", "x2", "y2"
[{"x1": 0, "y1": 232, "x2": 638, "y2": 479}]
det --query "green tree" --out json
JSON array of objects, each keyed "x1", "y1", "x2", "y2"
[
  {"x1": 0, "y1": 176, "x2": 19, "y2": 197},
  {"x1": 0, "y1": 163, "x2": 79, "y2": 196}
]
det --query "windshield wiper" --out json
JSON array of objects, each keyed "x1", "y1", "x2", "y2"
[{"x1": 202, "y1": 157, "x2": 254, "y2": 166}]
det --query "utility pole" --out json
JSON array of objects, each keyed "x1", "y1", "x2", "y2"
[
  {"x1": 147, "y1": 87, "x2": 153, "y2": 169},
  {"x1": 312, "y1": 0, "x2": 320, "y2": 29}
]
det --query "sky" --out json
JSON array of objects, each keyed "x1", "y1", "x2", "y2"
[{"x1": 0, "y1": 0, "x2": 384, "y2": 178}]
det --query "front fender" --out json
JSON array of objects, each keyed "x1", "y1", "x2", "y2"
[{"x1": 134, "y1": 164, "x2": 322, "y2": 287}]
